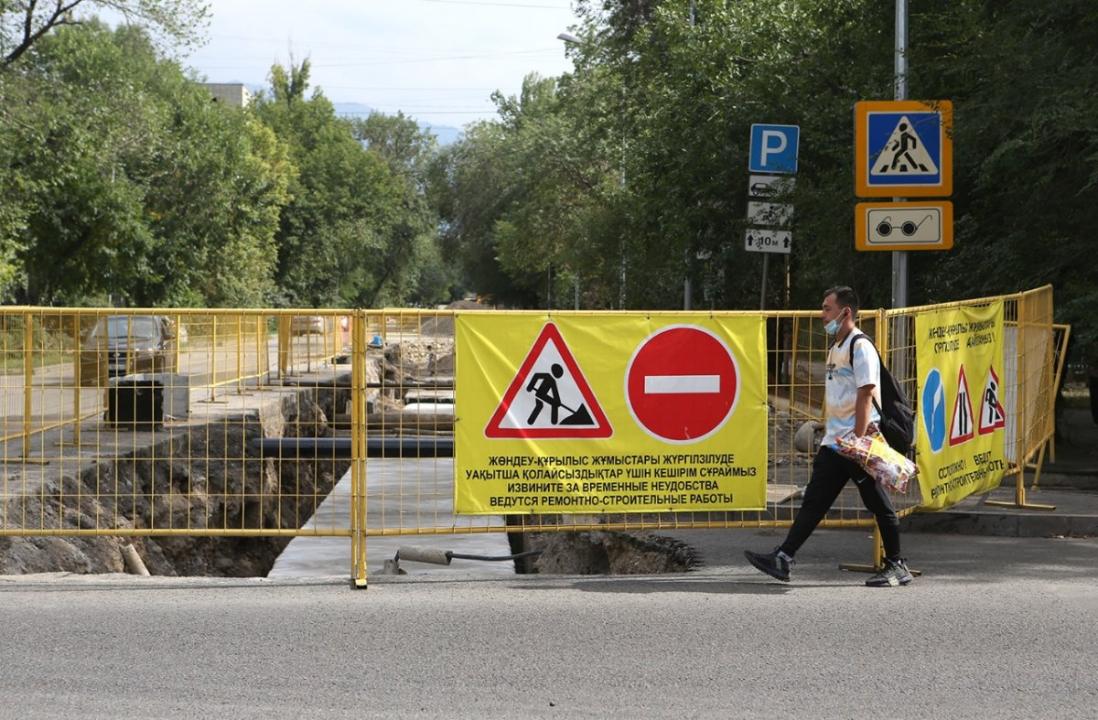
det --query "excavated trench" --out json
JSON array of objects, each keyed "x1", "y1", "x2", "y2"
[
  {"x1": 509, "y1": 525, "x2": 701, "y2": 575},
  {"x1": 0, "y1": 383, "x2": 352, "y2": 577}
]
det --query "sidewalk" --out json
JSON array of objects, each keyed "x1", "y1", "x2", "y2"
[{"x1": 881, "y1": 400, "x2": 1096, "y2": 538}]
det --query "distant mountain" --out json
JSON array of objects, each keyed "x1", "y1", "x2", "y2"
[
  {"x1": 202, "y1": 86, "x2": 466, "y2": 144},
  {"x1": 332, "y1": 102, "x2": 463, "y2": 146},
  {"x1": 423, "y1": 124, "x2": 463, "y2": 146},
  {"x1": 331, "y1": 101, "x2": 375, "y2": 118}
]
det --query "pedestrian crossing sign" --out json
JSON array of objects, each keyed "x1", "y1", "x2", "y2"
[{"x1": 855, "y1": 100, "x2": 952, "y2": 197}]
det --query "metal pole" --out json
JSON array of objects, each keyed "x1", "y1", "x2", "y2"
[
  {"x1": 23, "y1": 314, "x2": 32, "y2": 460},
  {"x1": 760, "y1": 254, "x2": 769, "y2": 310},
  {"x1": 236, "y1": 315, "x2": 243, "y2": 394},
  {"x1": 685, "y1": 0, "x2": 695, "y2": 313},
  {"x1": 619, "y1": 247, "x2": 626, "y2": 309},
  {"x1": 72, "y1": 314, "x2": 81, "y2": 447},
  {"x1": 209, "y1": 315, "x2": 217, "y2": 403},
  {"x1": 892, "y1": 0, "x2": 909, "y2": 309}
]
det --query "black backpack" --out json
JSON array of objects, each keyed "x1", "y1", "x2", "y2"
[{"x1": 850, "y1": 334, "x2": 915, "y2": 455}]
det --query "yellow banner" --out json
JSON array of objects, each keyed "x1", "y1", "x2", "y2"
[
  {"x1": 455, "y1": 314, "x2": 767, "y2": 514},
  {"x1": 915, "y1": 301, "x2": 1007, "y2": 510}
]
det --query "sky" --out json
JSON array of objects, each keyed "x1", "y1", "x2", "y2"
[{"x1": 180, "y1": 0, "x2": 582, "y2": 130}]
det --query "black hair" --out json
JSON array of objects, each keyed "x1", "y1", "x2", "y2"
[{"x1": 824, "y1": 285, "x2": 859, "y2": 318}]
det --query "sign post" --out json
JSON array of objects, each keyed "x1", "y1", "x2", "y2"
[
  {"x1": 895, "y1": 0, "x2": 908, "y2": 309},
  {"x1": 746, "y1": 123, "x2": 799, "y2": 309}
]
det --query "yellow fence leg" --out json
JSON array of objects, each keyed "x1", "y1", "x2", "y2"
[
  {"x1": 278, "y1": 316, "x2": 290, "y2": 379},
  {"x1": 209, "y1": 315, "x2": 217, "y2": 403},
  {"x1": 73, "y1": 314, "x2": 81, "y2": 447},
  {"x1": 174, "y1": 312, "x2": 182, "y2": 375},
  {"x1": 838, "y1": 525, "x2": 884, "y2": 574},
  {"x1": 23, "y1": 314, "x2": 32, "y2": 461},
  {"x1": 256, "y1": 316, "x2": 264, "y2": 382},
  {"x1": 351, "y1": 311, "x2": 368, "y2": 588},
  {"x1": 236, "y1": 315, "x2": 244, "y2": 394}
]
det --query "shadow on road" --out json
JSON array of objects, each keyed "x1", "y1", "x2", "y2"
[{"x1": 516, "y1": 577, "x2": 792, "y2": 595}]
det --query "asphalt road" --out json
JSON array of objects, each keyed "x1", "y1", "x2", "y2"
[{"x1": 2, "y1": 529, "x2": 1096, "y2": 719}]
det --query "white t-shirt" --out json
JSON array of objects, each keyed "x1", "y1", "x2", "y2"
[{"x1": 822, "y1": 329, "x2": 881, "y2": 447}]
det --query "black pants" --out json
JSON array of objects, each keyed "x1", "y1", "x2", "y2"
[{"x1": 779, "y1": 446, "x2": 901, "y2": 560}]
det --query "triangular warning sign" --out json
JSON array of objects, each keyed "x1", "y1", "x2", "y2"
[
  {"x1": 872, "y1": 115, "x2": 939, "y2": 176},
  {"x1": 485, "y1": 323, "x2": 612, "y2": 439},
  {"x1": 949, "y1": 365, "x2": 975, "y2": 447},
  {"x1": 978, "y1": 366, "x2": 1007, "y2": 435}
]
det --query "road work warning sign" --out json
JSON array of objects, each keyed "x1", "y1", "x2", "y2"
[
  {"x1": 484, "y1": 323, "x2": 612, "y2": 439},
  {"x1": 455, "y1": 314, "x2": 767, "y2": 515},
  {"x1": 915, "y1": 301, "x2": 1007, "y2": 510}
]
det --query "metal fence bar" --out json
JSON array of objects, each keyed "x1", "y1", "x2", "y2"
[
  {"x1": 22, "y1": 315, "x2": 32, "y2": 461},
  {"x1": 352, "y1": 310, "x2": 368, "y2": 587}
]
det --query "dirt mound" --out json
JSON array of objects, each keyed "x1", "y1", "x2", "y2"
[
  {"x1": 383, "y1": 338, "x2": 454, "y2": 383},
  {"x1": 518, "y1": 530, "x2": 700, "y2": 575},
  {"x1": 446, "y1": 299, "x2": 484, "y2": 310},
  {"x1": 417, "y1": 299, "x2": 482, "y2": 336}
]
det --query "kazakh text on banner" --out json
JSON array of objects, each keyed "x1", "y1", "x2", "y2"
[
  {"x1": 455, "y1": 314, "x2": 768, "y2": 515},
  {"x1": 915, "y1": 301, "x2": 1007, "y2": 510}
]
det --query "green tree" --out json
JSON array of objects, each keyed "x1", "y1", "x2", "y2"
[
  {"x1": 352, "y1": 111, "x2": 456, "y2": 305},
  {"x1": 1, "y1": 0, "x2": 208, "y2": 67},
  {"x1": 255, "y1": 60, "x2": 444, "y2": 308},
  {"x1": 6, "y1": 22, "x2": 293, "y2": 306},
  {"x1": 434, "y1": 74, "x2": 624, "y2": 308}
]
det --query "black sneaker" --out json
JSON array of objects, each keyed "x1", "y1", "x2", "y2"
[
  {"x1": 865, "y1": 558, "x2": 913, "y2": 587},
  {"x1": 744, "y1": 548, "x2": 791, "y2": 582}
]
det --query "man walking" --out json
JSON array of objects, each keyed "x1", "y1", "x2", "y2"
[{"x1": 745, "y1": 286, "x2": 912, "y2": 587}]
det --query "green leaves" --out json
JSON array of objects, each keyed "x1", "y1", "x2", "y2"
[
  {"x1": 3, "y1": 22, "x2": 291, "y2": 306},
  {"x1": 255, "y1": 62, "x2": 447, "y2": 308},
  {"x1": 439, "y1": 0, "x2": 1098, "y2": 334}
]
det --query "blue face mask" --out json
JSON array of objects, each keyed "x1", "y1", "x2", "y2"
[{"x1": 824, "y1": 309, "x2": 847, "y2": 336}]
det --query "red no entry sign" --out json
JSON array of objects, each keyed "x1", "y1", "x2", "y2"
[{"x1": 625, "y1": 325, "x2": 739, "y2": 443}]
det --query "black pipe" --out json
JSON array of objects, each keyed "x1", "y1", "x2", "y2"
[{"x1": 251, "y1": 436, "x2": 453, "y2": 458}]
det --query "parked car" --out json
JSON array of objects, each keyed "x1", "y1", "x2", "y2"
[{"x1": 79, "y1": 315, "x2": 177, "y2": 386}]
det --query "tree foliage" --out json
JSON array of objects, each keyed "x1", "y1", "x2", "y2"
[
  {"x1": 0, "y1": 19, "x2": 452, "y2": 309},
  {"x1": 3, "y1": 22, "x2": 291, "y2": 306},
  {"x1": 436, "y1": 0, "x2": 1098, "y2": 345},
  {"x1": 254, "y1": 60, "x2": 449, "y2": 308},
  {"x1": 0, "y1": 0, "x2": 209, "y2": 67}
]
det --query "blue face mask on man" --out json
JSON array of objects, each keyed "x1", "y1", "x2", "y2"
[{"x1": 824, "y1": 308, "x2": 848, "y2": 336}]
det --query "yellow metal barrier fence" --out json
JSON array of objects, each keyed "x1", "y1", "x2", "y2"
[
  {"x1": 0, "y1": 308, "x2": 354, "y2": 578},
  {"x1": 0, "y1": 289, "x2": 1065, "y2": 586}
]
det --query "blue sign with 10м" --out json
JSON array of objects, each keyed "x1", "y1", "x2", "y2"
[{"x1": 749, "y1": 124, "x2": 799, "y2": 175}]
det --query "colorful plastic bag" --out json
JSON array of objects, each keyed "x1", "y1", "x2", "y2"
[{"x1": 833, "y1": 427, "x2": 918, "y2": 493}]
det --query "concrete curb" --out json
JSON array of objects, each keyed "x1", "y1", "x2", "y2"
[{"x1": 902, "y1": 510, "x2": 1098, "y2": 537}]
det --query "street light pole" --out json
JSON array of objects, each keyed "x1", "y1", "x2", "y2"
[
  {"x1": 683, "y1": 1, "x2": 696, "y2": 311},
  {"x1": 892, "y1": 0, "x2": 908, "y2": 309}
]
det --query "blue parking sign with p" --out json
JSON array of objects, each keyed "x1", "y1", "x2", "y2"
[{"x1": 749, "y1": 124, "x2": 799, "y2": 174}]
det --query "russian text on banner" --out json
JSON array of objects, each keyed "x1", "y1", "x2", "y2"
[
  {"x1": 454, "y1": 314, "x2": 768, "y2": 514},
  {"x1": 915, "y1": 301, "x2": 1007, "y2": 510}
]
